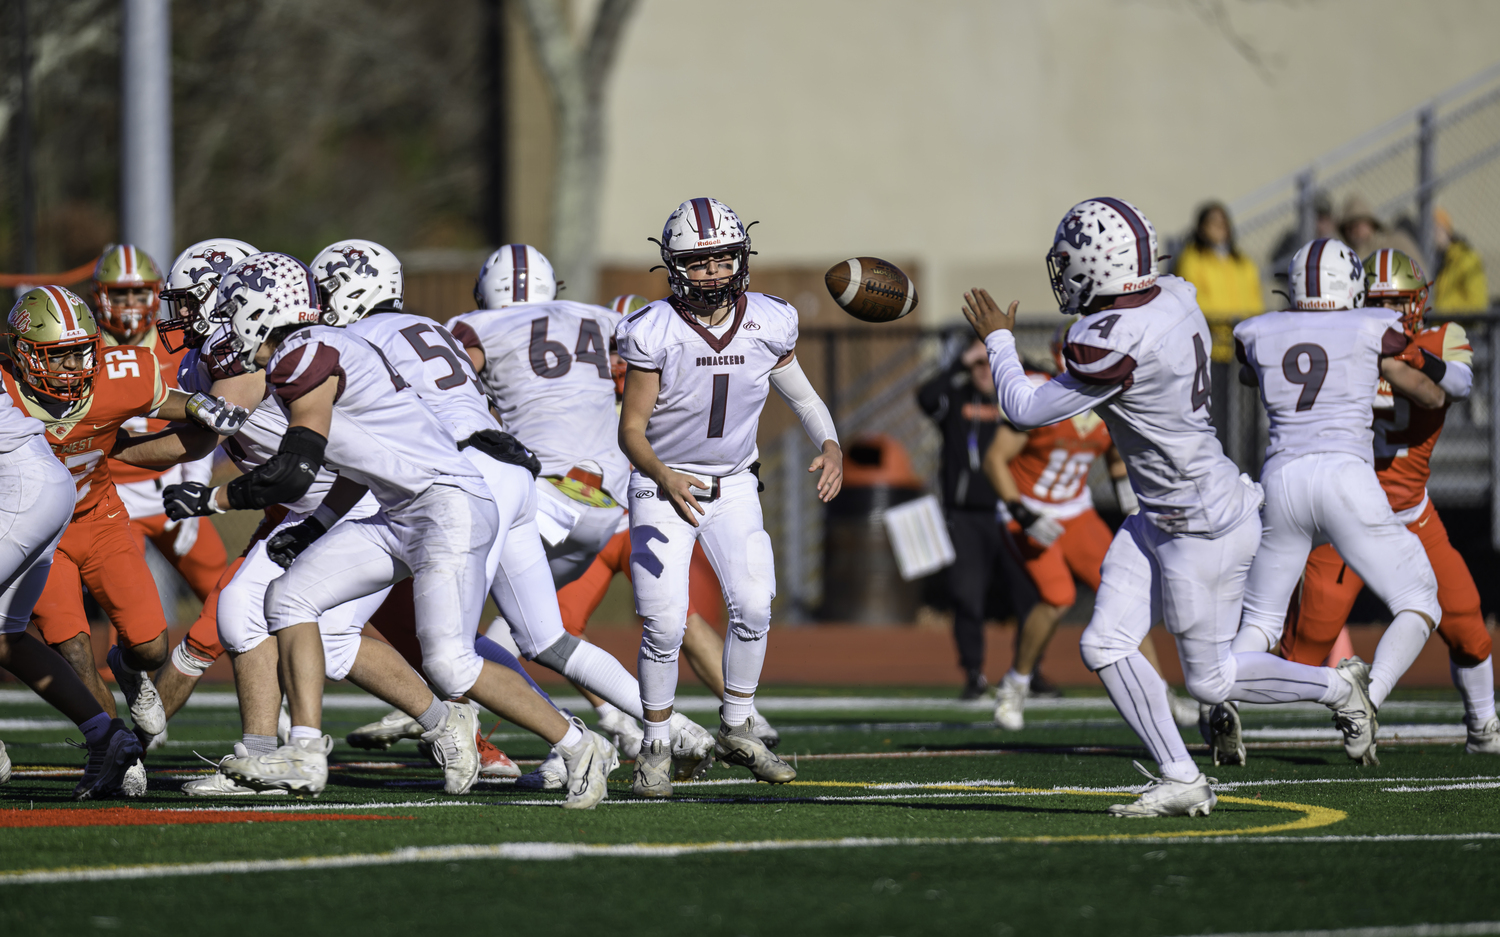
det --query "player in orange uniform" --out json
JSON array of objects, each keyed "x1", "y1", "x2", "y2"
[
  {"x1": 0, "y1": 284, "x2": 210, "y2": 752},
  {"x1": 1283, "y1": 249, "x2": 1496, "y2": 753},
  {"x1": 95, "y1": 244, "x2": 230, "y2": 733},
  {"x1": 984, "y1": 343, "x2": 1196, "y2": 731}
]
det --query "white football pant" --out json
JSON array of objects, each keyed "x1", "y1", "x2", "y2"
[
  {"x1": 1237, "y1": 452, "x2": 1441, "y2": 650},
  {"x1": 536, "y1": 478, "x2": 623, "y2": 587},
  {"x1": 0, "y1": 437, "x2": 73, "y2": 633},
  {"x1": 265, "y1": 480, "x2": 499, "y2": 699},
  {"x1": 217, "y1": 497, "x2": 390, "y2": 679},
  {"x1": 629, "y1": 470, "x2": 774, "y2": 713}
]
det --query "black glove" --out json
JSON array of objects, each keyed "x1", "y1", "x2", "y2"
[
  {"x1": 461, "y1": 429, "x2": 542, "y2": 477},
  {"x1": 163, "y1": 482, "x2": 220, "y2": 520},
  {"x1": 266, "y1": 517, "x2": 328, "y2": 569}
]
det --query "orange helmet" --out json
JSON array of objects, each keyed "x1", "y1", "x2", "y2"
[{"x1": 92, "y1": 243, "x2": 164, "y2": 341}]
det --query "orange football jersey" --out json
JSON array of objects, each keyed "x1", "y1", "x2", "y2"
[
  {"x1": 1371, "y1": 321, "x2": 1472, "y2": 513},
  {"x1": 1, "y1": 344, "x2": 167, "y2": 520},
  {"x1": 105, "y1": 329, "x2": 186, "y2": 486},
  {"x1": 1008, "y1": 372, "x2": 1114, "y2": 508}
]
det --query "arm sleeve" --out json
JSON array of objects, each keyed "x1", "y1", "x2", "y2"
[
  {"x1": 1439, "y1": 359, "x2": 1473, "y2": 400},
  {"x1": 985, "y1": 330, "x2": 1122, "y2": 430},
  {"x1": 448, "y1": 320, "x2": 482, "y2": 351},
  {"x1": 180, "y1": 450, "x2": 215, "y2": 487},
  {"x1": 769, "y1": 357, "x2": 837, "y2": 448}
]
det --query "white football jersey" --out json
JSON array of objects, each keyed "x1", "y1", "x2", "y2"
[
  {"x1": 1062, "y1": 275, "x2": 1259, "y2": 536},
  {"x1": 180, "y1": 332, "x2": 338, "y2": 515},
  {"x1": 616, "y1": 292, "x2": 798, "y2": 477},
  {"x1": 0, "y1": 387, "x2": 45, "y2": 454},
  {"x1": 1234, "y1": 307, "x2": 1406, "y2": 472},
  {"x1": 265, "y1": 326, "x2": 484, "y2": 509},
  {"x1": 448, "y1": 300, "x2": 628, "y2": 499},
  {"x1": 347, "y1": 312, "x2": 497, "y2": 443}
]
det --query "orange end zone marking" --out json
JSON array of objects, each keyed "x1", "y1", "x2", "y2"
[{"x1": 0, "y1": 809, "x2": 413, "y2": 829}]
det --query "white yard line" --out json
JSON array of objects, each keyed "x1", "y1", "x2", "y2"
[
  {"x1": 1165, "y1": 922, "x2": 1500, "y2": 937},
  {"x1": 3, "y1": 831, "x2": 1497, "y2": 886}
]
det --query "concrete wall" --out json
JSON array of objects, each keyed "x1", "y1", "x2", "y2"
[{"x1": 593, "y1": 0, "x2": 1500, "y2": 322}]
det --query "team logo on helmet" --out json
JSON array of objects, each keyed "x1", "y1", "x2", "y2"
[
  {"x1": 9, "y1": 307, "x2": 31, "y2": 334},
  {"x1": 1058, "y1": 214, "x2": 1093, "y2": 249},
  {"x1": 238, "y1": 264, "x2": 277, "y2": 293},
  {"x1": 323, "y1": 247, "x2": 378, "y2": 279},
  {"x1": 185, "y1": 250, "x2": 238, "y2": 285}
]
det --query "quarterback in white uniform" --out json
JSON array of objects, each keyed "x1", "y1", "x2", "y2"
[
  {"x1": 447, "y1": 244, "x2": 629, "y2": 586},
  {"x1": 1231, "y1": 237, "x2": 1445, "y2": 765},
  {"x1": 965, "y1": 197, "x2": 1385, "y2": 817},
  {"x1": 617, "y1": 197, "x2": 842, "y2": 796}
]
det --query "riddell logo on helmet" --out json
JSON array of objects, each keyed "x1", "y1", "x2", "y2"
[
  {"x1": 9, "y1": 308, "x2": 31, "y2": 333},
  {"x1": 1297, "y1": 299, "x2": 1339, "y2": 310},
  {"x1": 697, "y1": 238, "x2": 722, "y2": 247},
  {"x1": 1118, "y1": 277, "x2": 1154, "y2": 292}
]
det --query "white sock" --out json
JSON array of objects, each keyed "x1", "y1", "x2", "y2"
[
  {"x1": 557, "y1": 721, "x2": 583, "y2": 749},
  {"x1": 1452, "y1": 657, "x2": 1497, "y2": 728},
  {"x1": 1319, "y1": 669, "x2": 1351, "y2": 708},
  {"x1": 1095, "y1": 654, "x2": 1196, "y2": 782},
  {"x1": 722, "y1": 693, "x2": 754, "y2": 726},
  {"x1": 289, "y1": 725, "x2": 321, "y2": 743},
  {"x1": 594, "y1": 700, "x2": 621, "y2": 720},
  {"x1": 1229, "y1": 651, "x2": 1343, "y2": 705},
  {"x1": 722, "y1": 627, "x2": 769, "y2": 710},
  {"x1": 1005, "y1": 669, "x2": 1032, "y2": 690},
  {"x1": 563, "y1": 642, "x2": 645, "y2": 719},
  {"x1": 1369, "y1": 611, "x2": 1433, "y2": 709},
  {"x1": 242, "y1": 733, "x2": 278, "y2": 756},
  {"x1": 642, "y1": 717, "x2": 671, "y2": 744},
  {"x1": 415, "y1": 698, "x2": 448, "y2": 733}
]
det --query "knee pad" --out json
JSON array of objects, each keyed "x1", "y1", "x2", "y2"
[
  {"x1": 639, "y1": 617, "x2": 687, "y2": 665},
  {"x1": 532, "y1": 632, "x2": 580, "y2": 671},
  {"x1": 1079, "y1": 622, "x2": 1140, "y2": 672},
  {"x1": 321, "y1": 630, "x2": 361, "y2": 682},
  {"x1": 424, "y1": 649, "x2": 483, "y2": 700},
  {"x1": 170, "y1": 640, "x2": 215, "y2": 678},
  {"x1": 263, "y1": 572, "x2": 317, "y2": 635},
  {"x1": 1439, "y1": 613, "x2": 1492, "y2": 668},
  {"x1": 1184, "y1": 669, "x2": 1233, "y2": 707},
  {"x1": 216, "y1": 579, "x2": 269, "y2": 654},
  {"x1": 1233, "y1": 612, "x2": 1284, "y2": 657}
]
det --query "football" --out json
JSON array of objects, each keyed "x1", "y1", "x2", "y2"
[{"x1": 824, "y1": 257, "x2": 918, "y2": 323}]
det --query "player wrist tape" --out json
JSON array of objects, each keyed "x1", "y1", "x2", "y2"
[
  {"x1": 206, "y1": 486, "x2": 227, "y2": 514},
  {"x1": 1416, "y1": 349, "x2": 1447, "y2": 386},
  {"x1": 309, "y1": 503, "x2": 339, "y2": 532},
  {"x1": 1007, "y1": 501, "x2": 1040, "y2": 529}
]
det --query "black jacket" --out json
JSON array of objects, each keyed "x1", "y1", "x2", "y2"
[{"x1": 917, "y1": 365, "x2": 1002, "y2": 511}]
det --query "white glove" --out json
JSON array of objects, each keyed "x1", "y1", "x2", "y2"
[
  {"x1": 169, "y1": 516, "x2": 200, "y2": 557},
  {"x1": 1009, "y1": 502, "x2": 1064, "y2": 548},
  {"x1": 186, "y1": 392, "x2": 250, "y2": 435},
  {"x1": 1113, "y1": 476, "x2": 1139, "y2": 516}
]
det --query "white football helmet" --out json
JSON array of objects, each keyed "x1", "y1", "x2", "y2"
[
  {"x1": 312, "y1": 238, "x2": 403, "y2": 325},
  {"x1": 158, "y1": 238, "x2": 259, "y2": 352},
  {"x1": 1289, "y1": 238, "x2": 1365, "y2": 311},
  {"x1": 655, "y1": 197, "x2": 751, "y2": 312},
  {"x1": 210, "y1": 252, "x2": 322, "y2": 370},
  {"x1": 1045, "y1": 197, "x2": 1158, "y2": 314},
  {"x1": 474, "y1": 244, "x2": 556, "y2": 308}
]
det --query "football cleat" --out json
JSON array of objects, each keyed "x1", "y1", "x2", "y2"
[
  {"x1": 0, "y1": 739, "x2": 10, "y2": 784},
  {"x1": 107, "y1": 645, "x2": 166, "y2": 737},
  {"x1": 1168, "y1": 692, "x2": 1200, "y2": 730},
  {"x1": 596, "y1": 708, "x2": 644, "y2": 761},
  {"x1": 1107, "y1": 761, "x2": 1217, "y2": 818},
  {"x1": 514, "y1": 748, "x2": 566, "y2": 791},
  {"x1": 1330, "y1": 657, "x2": 1379, "y2": 765},
  {"x1": 73, "y1": 719, "x2": 144, "y2": 801},
  {"x1": 750, "y1": 708, "x2": 782, "y2": 749},
  {"x1": 669, "y1": 711, "x2": 715, "y2": 781},
  {"x1": 715, "y1": 714, "x2": 796, "y2": 784},
  {"x1": 632, "y1": 738, "x2": 673, "y2": 798},
  {"x1": 477, "y1": 732, "x2": 521, "y2": 778},
  {"x1": 556, "y1": 716, "x2": 617, "y2": 810},
  {"x1": 345, "y1": 709, "x2": 424, "y2": 750},
  {"x1": 183, "y1": 744, "x2": 289, "y2": 796},
  {"x1": 1205, "y1": 701, "x2": 1246, "y2": 767},
  {"x1": 223, "y1": 735, "x2": 332, "y2": 797},
  {"x1": 993, "y1": 675, "x2": 1026, "y2": 731},
  {"x1": 420, "y1": 702, "x2": 479, "y2": 795},
  {"x1": 1466, "y1": 717, "x2": 1500, "y2": 755}
]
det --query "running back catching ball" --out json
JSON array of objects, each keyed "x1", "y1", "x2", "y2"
[{"x1": 824, "y1": 257, "x2": 918, "y2": 323}]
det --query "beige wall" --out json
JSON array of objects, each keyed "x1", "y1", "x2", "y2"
[{"x1": 595, "y1": 0, "x2": 1500, "y2": 322}]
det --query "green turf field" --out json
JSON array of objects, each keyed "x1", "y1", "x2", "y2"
[{"x1": 1, "y1": 685, "x2": 1497, "y2": 937}]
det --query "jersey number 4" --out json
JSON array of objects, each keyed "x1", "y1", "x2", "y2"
[{"x1": 529, "y1": 318, "x2": 610, "y2": 380}]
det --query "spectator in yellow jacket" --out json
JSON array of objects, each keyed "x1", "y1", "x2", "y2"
[
  {"x1": 1432, "y1": 207, "x2": 1489, "y2": 313},
  {"x1": 1175, "y1": 202, "x2": 1264, "y2": 362}
]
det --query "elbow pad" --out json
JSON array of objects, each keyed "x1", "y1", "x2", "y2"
[{"x1": 227, "y1": 426, "x2": 326, "y2": 510}]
